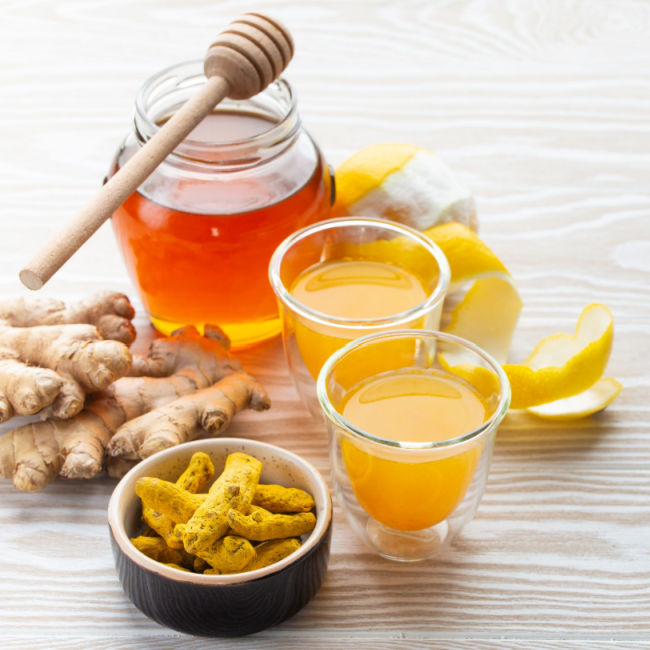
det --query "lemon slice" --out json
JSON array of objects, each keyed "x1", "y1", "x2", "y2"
[
  {"x1": 503, "y1": 304, "x2": 614, "y2": 409},
  {"x1": 527, "y1": 377, "x2": 622, "y2": 420}
]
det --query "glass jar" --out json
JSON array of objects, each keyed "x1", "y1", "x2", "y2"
[{"x1": 109, "y1": 60, "x2": 333, "y2": 349}]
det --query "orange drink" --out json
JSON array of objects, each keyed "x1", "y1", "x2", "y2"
[
  {"x1": 318, "y1": 330, "x2": 510, "y2": 562},
  {"x1": 289, "y1": 259, "x2": 429, "y2": 378},
  {"x1": 269, "y1": 218, "x2": 450, "y2": 416},
  {"x1": 340, "y1": 368, "x2": 488, "y2": 531}
]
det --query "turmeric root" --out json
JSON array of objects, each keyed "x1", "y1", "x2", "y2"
[
  {"x1": 130, "y1": 535, "x2": 195, "y2": 569},
  {"x1": 136, "y1": 477, "x2": 206, "y2": 523},
  {"x1": 129, "y1": 451, "x2": 316, "y2": 576},
  {"x1": 183, "y1": 452, "x2": 262, "y2": 557},
  {"x1": 198, "y1": 535, "x2": 256, "y2": 573},
  {"x1": 175, "y1": 451, "x2": 215, "y2": 493},
  {"x1": 141, "y1": 452, "x2": 214, "y2": 546},
  {"x1": 227, "y1": 505, "x2": 317, "y2": 541},
  {"x1": 0, "y1": 326, "x2": 270, "y2": 492},
  {"x1": 0, "y1": 292, "x2": 135, "y2": 422},
  {"x1": 248, "y1": 538, "x2": 302, "y2": 570},
  {"x1": 253, "y1": 484, "x2": 315, "y2": 513}
]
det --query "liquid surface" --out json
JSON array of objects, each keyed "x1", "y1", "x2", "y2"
[
  {"x1": 339, "y1": 368, "x2": 489, "y2": 531},
  {"x1": 342, "y1": 368, "x2": 488, "y2": 442},
  {"x1": 290, "y1": 259, "x2": 428, "y2": 319},
  {"x1": 185, "y1": 110, "x2": 273, "y2": 143},
  {"x1": 111, "y1": 111, "x2": 331, "y2": 348}
]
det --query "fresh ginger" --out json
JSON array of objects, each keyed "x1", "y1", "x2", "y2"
[
  {"x1": 0, "y1": 326, "x2": 270, "y2": 492},
  {"x1": 0, "y1": 292, "x2": 135, "y2": 422},
  {"x1": 107, "y1": 372, "x2": 269, "y2": 461},
  {"x1": 227, "y1": 505, "x2": 317, "y2": 541}
]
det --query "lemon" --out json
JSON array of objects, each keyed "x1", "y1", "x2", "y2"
[
  {"x1": 527, "y1": 377, "x2": 622, "y2": 420},
  {"x1": 332, "y1": 143, "x2": 477, "y2": 231},
  {"x1": 330, "y1": 143, "x2": 621, "y2": 420},
  {"x1": 504, "y1": 304, "x2": 615, "y2": 410}
]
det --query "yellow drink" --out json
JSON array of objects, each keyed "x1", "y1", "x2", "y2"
[
  {"x1": 340, "y1": 368, "x2": 488, "y2": 531},
  {"x1": 289, "y1": 259, "x2": 429, "y2": 378}
]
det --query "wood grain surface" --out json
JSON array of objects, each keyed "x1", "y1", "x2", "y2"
[{"x1": 1, "y1": 0, "x2": 649, "y2": 647}]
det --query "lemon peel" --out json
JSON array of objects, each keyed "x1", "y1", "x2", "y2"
[
  {"x1": 332, "y1": 143, "x2": 477, "y2": 231},
  {"x1": 526, "y1": 377, "x2": 622, "y2": 420},
  {"x1": 503, "y1": 304, "x2": 614, "y2": 410},
  {"x1": 329, "y1": 144, "x2": 620, "y2": 419},
  {"x1": 425, "y1": 222, "x2": 509, "y2": 282}
]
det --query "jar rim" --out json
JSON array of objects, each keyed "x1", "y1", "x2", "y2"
[{"x1": 133, "y1": 58, "x2": 300, "y2": 166}]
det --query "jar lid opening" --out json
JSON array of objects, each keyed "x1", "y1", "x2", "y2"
[{"x1": 134, "y1": 59, "x2": 300, "y2": 167}]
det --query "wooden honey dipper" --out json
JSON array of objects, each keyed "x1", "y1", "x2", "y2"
[{"x1": 19, "y1": 12, "x2": 294, "y2": 290}]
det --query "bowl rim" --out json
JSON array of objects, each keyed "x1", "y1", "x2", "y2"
[{"x1": 107, "y1": 438, "x2": 332, "y2": 586}]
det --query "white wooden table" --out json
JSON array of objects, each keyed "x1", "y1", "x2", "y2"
[{"x1": 1, "y1": 1, "x2": 649, "y2": 647}]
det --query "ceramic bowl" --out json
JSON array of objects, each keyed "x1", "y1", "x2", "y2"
[{"x1": 107, "y1": 438, "x2": 332, "y2": 637}]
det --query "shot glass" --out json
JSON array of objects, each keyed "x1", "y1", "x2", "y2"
[
  {"x1": 268, "y1": 217, "x2": 450, "y2": 415},
  {"x1": 317, "y1": 330, "x2": 510, "y2": 562}
]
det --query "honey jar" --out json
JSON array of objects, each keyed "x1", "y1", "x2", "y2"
[{"x1": 109, "y1": 60, "x2": 333, "y2": 348}]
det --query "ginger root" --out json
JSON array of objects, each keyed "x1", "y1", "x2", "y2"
[
  {"x1": 0, "y1": 326, "x2": 270, "y2": 492},
  {"x1": 0, "y1": 292, "x2": 135, "y2": 422}
]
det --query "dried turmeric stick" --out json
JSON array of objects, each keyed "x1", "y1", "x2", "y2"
[
  {"x1": 176, "y1": 451, "x2": 215, "y2": 493},
  {"x1": 248, "y1": 538, "x2": 302, "y2": 570},
  {"x1": 198, "y1": 535, "x2": 256, "y2": 573},
  {"x1": 130, "y1": 535, "x2": 194, "y2": 568},
  {"x1": 253, "y1": 484, "x2": 315, "y2": 513},
  {"x1": 142, "y1": 452, "x2": 214, "y2": 545},
  {"x1": 135, "y1": 477, "x2": 205, "y2": 524},
  {"x1": 164, "y1": 562, "x2": 191, "y2": 572},
  {"x1": 167, "y1": 523, "x2": 186, "y2": 550},
  {"x1": 183, "y1": 452, "x2": 261, "y2": 556},
  {"x1": 227, "y1": 505, "x2": 316, "y2": 541}
]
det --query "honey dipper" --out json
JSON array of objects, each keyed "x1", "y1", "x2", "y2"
[{"x1": 19, "y1": 13, "x2": 294, "y2": 290}]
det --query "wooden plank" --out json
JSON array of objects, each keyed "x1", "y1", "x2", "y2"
[{"x1": 0, "y1": 0, "x2": 648, "y2": 645}]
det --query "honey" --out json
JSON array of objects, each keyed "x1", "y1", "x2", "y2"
[{"x1": 110, "y1": 63, "x2": 332, "y2": 348}]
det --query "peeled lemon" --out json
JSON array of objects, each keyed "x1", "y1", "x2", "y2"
[{"x1": 332, "y1": 143, "x2": 477, "y2": 231}]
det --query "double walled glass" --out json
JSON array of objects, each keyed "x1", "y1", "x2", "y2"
[
  {"x1": 269, "y1": 217, "x2": 451, "y2": 415},
  {"x1": 110, "y1": 60, "x2": 332, "y2": 349},
  {"x1": 318, "y1": 330, "x2": 510, "y2": 562}
]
